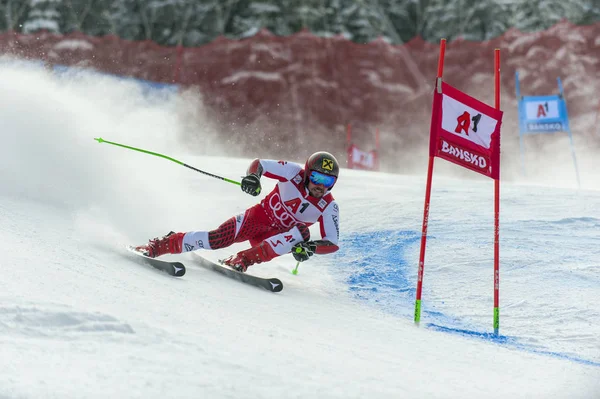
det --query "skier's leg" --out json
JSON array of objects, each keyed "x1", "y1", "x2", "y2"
[
  {"x1": 223, "y1": 224, "x2": 310, "y2": 272},
  {"x1": 137, "y1": 203, "x2": 270, "y2": 257},
  {"x1": 180, "y1": 216, "x2": 239, "y2": 253},
  {"x1": 139, "y1": 204, "x2": 272, "y2": 258},
  {"x1": 181, "y1": 204, "x2": 273, "y2": 252}
]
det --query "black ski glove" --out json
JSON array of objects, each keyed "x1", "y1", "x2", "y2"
[
  {"x1": 292, "y1": 241, "x2": 317, "y2": 262},
  {"x1": 241, "y1": 174, "x2": 262, "y2": 196}
]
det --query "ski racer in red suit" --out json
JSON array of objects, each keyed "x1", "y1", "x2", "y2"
[{"x1": 136, "y1": 152, "x2": 340, "y2": 272}]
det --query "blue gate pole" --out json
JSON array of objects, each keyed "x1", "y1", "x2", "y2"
[
  {"x1": 558, "y1": 77, "x2": 581, "y2": 189},
  {"x1": 516, "y1": 71, "x2": 526, "y2": 176}
]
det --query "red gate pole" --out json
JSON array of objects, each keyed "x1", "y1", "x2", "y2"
[
  {"x1": 375, "y1": 128, "x2": 380, "y2": 170},
  {"x1": 346, "y1": 124, "x2": 352, "y2": 168},
  {"x1": 493, "y1": 49, "x2": 501, "y2": 335},
  {"x1": 414, "y1": 38, "x2": 446, "y2": 325}
]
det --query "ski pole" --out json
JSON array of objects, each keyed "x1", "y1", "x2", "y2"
[
  {"x1": 291, "y1": 261, "x2": 300, "y2": 275},
  {"x1": 94, "y1": 137, "x2": 241, "y2": 186}
]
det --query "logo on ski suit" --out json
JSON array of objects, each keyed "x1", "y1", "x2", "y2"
[{"x1": 268, "y1": 193, "x2": 297, "y2": 228}]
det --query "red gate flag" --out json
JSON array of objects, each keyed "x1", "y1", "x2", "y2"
[
  {"x1": 347, "y1": 144, "x2": 378, "y2": 170},
  {"x1": 429, "y1": 81, "x2": 503, "y2": 179}
]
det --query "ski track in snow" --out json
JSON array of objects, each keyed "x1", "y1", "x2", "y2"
[{"x1": 337, "y1": 203, "x2": 600, "y2": 367}]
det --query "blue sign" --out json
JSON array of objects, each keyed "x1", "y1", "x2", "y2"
[
  {"x1": 516, "y1": 91, "x2": 570, "y2": 135},
  {"x1": 515, "y1": 72, "x2": 580, "y2": 187}
]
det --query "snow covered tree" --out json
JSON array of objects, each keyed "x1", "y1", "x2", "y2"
[
  {"x1": 339, "y1": 0, "x2": 386, "y2": 43},
  {"x1": 163, "y1": 0, "x2": 199, "y2": 46},
  {"x1": 4, "y1": 0, "x2": 600, "y2": 45},
  {"x1": 104, "y1": 1, "x2": 142, "y2": 40},
  {"x1": 178, "y1": 0, "x2": 242, "y2": 46},
  {"x1": 506, "y1": 0, "x2": 586, "y2": 32},
  {"x1": 421, "y1": 0, "x2": 510, "y2": 41},
  {"x1": 229, "y1": 0, "x2": 275, "y2": 38},
  {"x1": 22, "y1": 0, "x2": 63, "y2": 34},
  {"x1": 136, "y1": 0, "x2": 173, "y2": 42},
  {"x1": 101, "y1": 0, "x2": 179, "y2": 44},
  {"x1": 301, "y1": 0, "x2": 386, "y2": 42},
  {"x1": 61, "y1": 0, "x2": 117, "y2": 36},
  {"x1": 229, "y1": 0, "x2": 302, "y2": 38},
  {"x1": 0, "y1": 0, "x2": 31, "y2": 32},
  {"x1": 314, "y1": 0, "x2": 353, "y2": 39},
  {"x1": 575, "y1": 2, "x2": 600, "y2": 25}
]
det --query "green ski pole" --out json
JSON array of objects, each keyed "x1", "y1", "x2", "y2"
[
  {"x1": 291, "y1": 261, "x2": 300, "y2": 275},
  {"x1": 94, "y1": 137, "x2": 241, "y2": 186}
]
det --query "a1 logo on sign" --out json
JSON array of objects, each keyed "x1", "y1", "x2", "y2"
[
  {"x1": 455, "y1": 111, "x2": 482, "y2": 135},
  {"x1": 525, "y1": 100, "x2": 559, "y2": 120},
  {"x1": 441, "y1": 94, "x2": 498, "y2": 149}
]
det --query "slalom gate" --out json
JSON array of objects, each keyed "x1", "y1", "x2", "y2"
[{"x1": 414, "y1": 39, "x2": 503, "y2": 335}]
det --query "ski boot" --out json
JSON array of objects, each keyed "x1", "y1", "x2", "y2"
[
  {"x1": 136, "y1": 231, "x2": 184, "y2": 258},
  {"x1": 222, "y1": 241, "x2": 277, "y2": 272}
]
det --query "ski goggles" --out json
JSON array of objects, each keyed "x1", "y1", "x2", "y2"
[{"x1": 309, "y1": 170, "x2": 336, "y2": 188}]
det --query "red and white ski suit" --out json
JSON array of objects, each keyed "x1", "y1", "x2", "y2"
[{"x1": 181, "y1": 159, "x2": 340, "y2": 259}]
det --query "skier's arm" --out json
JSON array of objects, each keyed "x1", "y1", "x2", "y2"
[
  {"x1": 291, "y1": 202, "x2": 339, "y2": 262},
  {"x1": 240, "y1": 159, "x2": 264, "y2": 196},
  {"x1": 292, "y1": 239, "x2": 338, "y2": 262},
  {"x1": 247, "y1": 159, "x2": 302, "y2": 182},
  {"x1": 242, "y1": 159, "x2": 303, "y2": 196},
  {"x1": 246, "y1": 158, "x2": 264, "y2": 177},
  {"x1": 312, "y1": 239, "x2": 339, "y2": 255},
  {"x1": 314, "y1": 202, "x2": 340, "y2": 254}
]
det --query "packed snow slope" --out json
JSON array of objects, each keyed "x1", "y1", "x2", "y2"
[{"x1": 0, "y1": 60, "x2": 599, "y2": 399}]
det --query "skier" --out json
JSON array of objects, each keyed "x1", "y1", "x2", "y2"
[{"x1": 136, "y1": 151, "x2": 341, "y2": 272}]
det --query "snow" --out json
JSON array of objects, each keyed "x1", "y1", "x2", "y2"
[
  {"x1": 221, "y1": 70, "x2": 283, "y2": 84},
  {"x1": 0, "y1": 62, "x2": 599, "y2": 399},
  {"x1": 507, "y1": 33, "x2": 542, "y2": 53},
  {"x1": 363, "y1": 70, "x2": 414, "y2": 94},
  {"x1": 53, "y1": 39, "x2": 94, "y2": 51},
  {"x1": 249, "y1": 42, "x2": 292, "y2": 61}
]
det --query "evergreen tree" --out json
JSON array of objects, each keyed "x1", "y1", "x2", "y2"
[
  {"x1": 423, "y1": 0, "x2": 510, "y2": 41},
  {"x1": 62, "y1": 0, "x2": 117, "y2": 36},
  {"x1": 318, "y1": 0, "x2": 353, "y2": 39},
  {"x1": 0, "y1": 0, "x2": 31, "y2": 32},
  {"x1": 4, "y1": 0, "x2": 600, "y2": 46},
  {"x1": 182, "y1": 0, "x2": 241, "y2": 46},
  {"x1": 229, "y1": 0, "x2": 303, "y2": 38},
  {"x1": 507, "y1": 0, "x2": 586, "y2": 32},
  {"x1": 165, "y1": 0, "x2": 200, "y2": 46},
  {"x1": 22, "y1": 0, "x2": 63, "y2": 34},
  {"x1": 105, "y1": 1, "x2": 142, "y2": 41},
  {"x1": 378, "y1": 0, "x2": 420, "y2": 43},
  {"x1": 340, "y1": 0, "x2": 386, "y2": 43},
  {"x1": 294, "y1": 0, "x2": 326, "y2": 33},
  {"x1": 137, "y1": 0, "x2": 173, "y2": 42},
  {"x1": 229, "y1": 0, "x2": 274, "y2": 38},
  {"x1": 311, "y1": 0, "x2": 385, "y2": 42},
  {"x1": 576, "y1": 2, "x2": 600, "y2": 25}
]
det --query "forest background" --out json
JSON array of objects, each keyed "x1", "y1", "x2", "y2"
[{"x1": 3, "y1": 0, "x2": 600, "y2": 47}]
